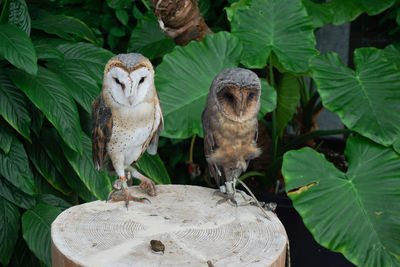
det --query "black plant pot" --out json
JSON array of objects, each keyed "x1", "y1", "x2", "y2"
[{"x1": 257, "y1": 192, "x2": 356, "y2": 267}]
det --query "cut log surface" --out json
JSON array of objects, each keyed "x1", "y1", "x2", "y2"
[{"x1": 52, "y1": 185, "x2": 287, "y2": 267}]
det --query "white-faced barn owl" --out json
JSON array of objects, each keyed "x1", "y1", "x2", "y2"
[
  {"x1": 91, "y1": 53, "x2": 163, "y2": 208},
  {"x1": 202, "y1": 68, "x2": 262, "y2": 206}
]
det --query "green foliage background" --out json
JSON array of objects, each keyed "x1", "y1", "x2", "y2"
[{"x1": 0, "y1": 0, "x2": 399, "y2": 266}]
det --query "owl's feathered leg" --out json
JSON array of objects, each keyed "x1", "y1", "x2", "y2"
[{"x1": 127, "y1": 166, "x2": 157, "y2": 196}]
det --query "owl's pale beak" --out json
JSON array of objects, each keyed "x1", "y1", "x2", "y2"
[{"x1": 128, "y1": 96, "x2": 134, "y2": 105}]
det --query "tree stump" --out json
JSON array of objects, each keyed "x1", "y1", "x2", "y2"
[{"x1": 52, "y1": 185, "x2": 288, "y2": 266}]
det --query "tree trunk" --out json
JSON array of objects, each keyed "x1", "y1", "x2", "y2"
[{"x1": 52, "y1": 185, "x2": 288, "y2": 266}]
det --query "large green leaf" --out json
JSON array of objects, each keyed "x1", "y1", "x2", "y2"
[
  {"x1": 311, "y1": 48, "x2": 400, "y2": 146},
  {"x1": 383, "y1": 44, "x2": 400, "y2": 70},
  {"x1": 22, "y1": 204, "x2": 62, "y2": 267},
  {"x1": 26, "y1": 140, "x2": 72, "y2": 195},
  {"x1": 128, "y1": 12, "x2": 175, "y2": 60},
  {"x1": 46, "y1": 42, "x2": 113, "y2": 113},
  {"x1": 32, "y1": 13, "x2": 98, "y2": 44},
  {"x1": 0, "y1": 71, "x2": 31, "y2": 141},
  {"x1": 8, "y1": 67, "x2": 83, "y2": 153},
  {"x1": 282, "y1": 136, "x2": 400, "y2": 267},
  {"x1": 8, "y1": 0, "x2": 31, "y2": 36},
  {"x1": 227, "y1": 0, "x2": 318, "y2": 72},
  {"x1": 0, "y1": 197, "x2": 20, "y2": 265},
  {"x1": 9, "y1": 237, "x2": 40, "y2": 267},
  {"x1": 34, "y1": 42, "x2": 64, "y2": 61},
  {"x1": 301, "y1": 0, "x2": 333, "y2": 28},
  {"x1": 0, "y1": 175, "x2": 36, "y2": 209},
  {"x1": 135, "y1": 153, "x2": 171, "y2": 185},
  {"x1": 0, "y1": 24, "x2": 37, "y2": 75},
  {"x1": 258, "y1": 78, "x2": 277, "y2": 118},
  {"x1": 0, "y1": 137, "x2": 35, "y2": 196},
  {"x1": 40, "y1": 129, "x2": 96, "y2": 202},
  {"x1": 60, "y1": 133, "x2": 112, "y2": 200},
  {"x1": 0, "y1": 120, "x2": 14, "y2": 154},
  {"x1": 326, "y1": 0, "x2": 394, "y2": 25},
  {"x1": 276, "y1": 74, "x2": 301, "y2": 137},
  {"x1": 155, "y1": 31, "x2": 242, "y2": 139}
]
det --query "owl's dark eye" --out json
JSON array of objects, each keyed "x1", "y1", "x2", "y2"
[
  {"x1": 114, "y1": 78, "x2": 125, "y2": 90},
  {"x1": 139, "y1": 77, "x2": 146, "y2": 84},
  {"x1": 247, "y1": 92, "x2": 255, "y2": 101},
  {"x1": 224, "y1": 92, "x2": 235, "y2": 103}
]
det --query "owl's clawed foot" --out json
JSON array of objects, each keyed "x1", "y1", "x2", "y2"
[
  {"x1": 139, "y1": 177, "x2": 157, "y2": 196},
  {"x1": 107, "y1": 177, "x2": 150, "y2": 209},
  {"x1": 215, "y1": 192, "x2": 238, "y2": 207}
]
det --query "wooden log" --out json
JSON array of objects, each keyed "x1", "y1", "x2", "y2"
[{"x1": 52, "y1": 185, "x2": 288, "y2": 267}]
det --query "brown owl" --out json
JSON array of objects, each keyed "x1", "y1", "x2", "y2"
[
  {"x1": 202, "y1": 68, "x2": 262, "y2": 205},
  {"x1": 91, "y1": 53, "x2": 163, "y2": 208}
]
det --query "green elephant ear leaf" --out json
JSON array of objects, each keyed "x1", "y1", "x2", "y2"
[
  {"x1": 0, "y1": 197, "x2": 20, "y2": 265},
  {"x1": 258, "y1": 78, "x2": 277, "y2": 118},
  {"x1": 22, "y1": 204, "x2": 62, "y2": 267},
  {"x1": 0, "y1": 24, "x2": 37, "y2": 75},
  {"x1": 282, "y1": 136, "x2": 400, "y2": 267},
  {"x1": 8, "y1": 67, "x2": 83, "y2": 154},
  {"x1": 383, "y1": 44, "x2": 400, "y2": 70},
  {"x1": 276, "y1": 73, "x2": 301, "y2": 137},
  {"x1": 227, "y1": 0, "x2": 318, "y2": 72},
  {"x1": 128, "y1": 12, "x2": 175, "y2": 60},
  {"x1": 155, "y1": 31, "x2": 243, "y2": 139},
  {"x1": 0, "y1": 120, "x2": 14, "y2": 154},
  {"x1": 311, "y1": 47, "x2": 400, "y2": 146},
  {"x1": 135, "y1": 153, "x2": 171, "y2": 185}
]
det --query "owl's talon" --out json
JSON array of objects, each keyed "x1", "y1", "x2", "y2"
[
  {"x1": 215, "y1": 192, "x2": 238, "y2": 207},
  {"x1": 139, "y1": 178, "x2": 157, "y2": 196}
]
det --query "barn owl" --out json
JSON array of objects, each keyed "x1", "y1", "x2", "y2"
[
  {"x1": 202, "y1": 68, "x2": 262, "y2": 206},
  {"x1": 91, "y1": 53, "x2": 163, "y2": 208}
]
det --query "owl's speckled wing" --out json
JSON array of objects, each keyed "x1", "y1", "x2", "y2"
[
  {"x1": 91, "y1": 95, "x2": 113, "y2": 170},
  {"x1": 202, "y1": 106, "x2": 222, "y2": 186},
  {"x1": 147, "y1": 93, "x2": 164, "y2": 155}
]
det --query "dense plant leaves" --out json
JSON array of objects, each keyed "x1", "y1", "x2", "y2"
[
  {"x1": 394, "y1": 138, "x2": 400, "y2": 154},
  {"x1": 258, "y1": 79, "x2": 277, "y2": 118},
  {"x1": 32, "y1": 13, "x2": 98, "y2": 44},
  {"x1": 276, "y1": 74, "x2": 301, "y2": 137},
  {"x1": 40, "y1": 129, "x2": 96, "y2": 202},
  {"x1": 0, "y1": 197, "x2": 20, "y2": 265},
  {"x1": 0, "y1": 175, "x2": 36, "y2": 209},
  {"x1": 106, "y1": 0, "x2": 134, "y2": 9},
  {"x1": 29, "y1": 103, "x2": 44, "y2": 137},
  {"x1": 135, "y1": 153, "x2": 171, "y2": 185},
  {"x1": 311, "y1": 48, "x2": 400, "y2": 146},
  {"x1": 9, "y1": 237, "x2": 40, "y2": 267},
  {"x1": 0, "y1": 137, "x2": 35, "y2": 195},
  {"x1": 227, "y1": 0, "x2": 318, "y2": 72},
  {"x1": 0, "y1": 71, "x2": 31, "y2": 141},
  {"x1": 8, "y1": 67, "x2": 82, "y2": 153},
  {"x1": 115, "y1": 9, "x2": 129, "y2": 25},
  {"x1": 0, "y1": 24, "x2": 37, "y2": 75},
  {"x1": 282, "y1": 136, "x2": 400, "y2": 267},
  {"x1": 34, "y1": 42, "x2": 64, "y2": 61},
  {"x1": 156, "y1": 31, "x2": 242, "y2": 138},
  {"x1": 22, "y1": 204, "x2": 62, "y2": 267},
  {"x1": 26, "y1": 140, "x2": 72, "y2": 195},
  {"x1": 60, "y1": 132, "x2": 112, "y2": 200},
  {"x1": 8, "y1": 0, "x2": 31, "y2": 36},
  {"x1": 301, "y1": 0, "x2": 333, "y2": 28},
  {"x1": 37, "y1": 194, "x2": 71, "y2": 211},
  {"x1": 128, "y1": 12, "x2": 175, "y2": 60},
  {"x1": 0, "y1": 120, "x2": 14, "y2": 154},
  {"x1": 47, "y1": 43, "x2": 113, "y2": 112}
]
